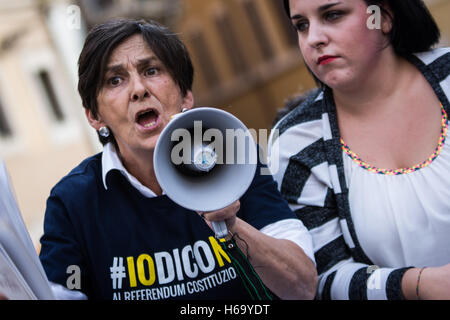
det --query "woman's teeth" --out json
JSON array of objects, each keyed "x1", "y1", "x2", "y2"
[{"x1": 144, "y1": 121, "x2": 156, "y2": 128}]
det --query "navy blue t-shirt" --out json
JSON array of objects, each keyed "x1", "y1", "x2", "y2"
[{"x1": 39, "y1": 153, "x2": 296, "y2": 300}]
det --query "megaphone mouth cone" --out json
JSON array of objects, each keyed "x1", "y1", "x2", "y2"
[{"x1": 153, "y1": 107, "x2": 258, "y2": 212}]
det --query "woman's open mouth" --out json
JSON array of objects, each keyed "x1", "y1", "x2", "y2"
[{"x1": 135, "y1": 108, "x2": 160, "y2": 131}]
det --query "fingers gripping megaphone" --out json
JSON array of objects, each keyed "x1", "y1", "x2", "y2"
[{"x1": 154, "y1": 107, "x2": 258, "y2": 238}]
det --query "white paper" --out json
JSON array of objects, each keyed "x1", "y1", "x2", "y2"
[
  {"x1": 0, "y1": 160, "x2": 54, "y2": 300},
  {"x1": 0, "y1": 244, "x2": 36, "y2": 300}
]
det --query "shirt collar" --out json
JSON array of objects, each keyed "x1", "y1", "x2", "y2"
[{"x1": 101, "y1": 143, "x2": 159, "y2": 198}]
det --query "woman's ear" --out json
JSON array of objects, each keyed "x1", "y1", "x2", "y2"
[
  {"x1": 181, "y1": 90, "x2": 194, "y2": 111},
  {"x1": 380, "y1": 3, "x2": 394, "y2": 35},
  {"x1": 85, "y1": 109, "x2": 105, "y2": 131}
]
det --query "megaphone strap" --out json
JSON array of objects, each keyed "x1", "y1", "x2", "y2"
[{"x1": 219, "y1": 236, "x2": 273, "y2": 301}]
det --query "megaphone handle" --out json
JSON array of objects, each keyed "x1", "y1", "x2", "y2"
[{"x1": 211, "y1": 221, "x2": 228, "y2": 239}]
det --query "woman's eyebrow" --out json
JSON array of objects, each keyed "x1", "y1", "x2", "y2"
[
  {"x1": 105, "y1": 56, "x2": 159, "y2": 73},
  {"x1": 291, "y1": 2, "x2": 342, "y2": 20},
  {"x1": 136, "y1": 56, "x2": 158, "y2": 68},
  {"x1": 104, "y1": 64, "x2": 125, "y2": 74},
  {"x1": 318, "y1": 2, "x2": 342, "y2": 12}
]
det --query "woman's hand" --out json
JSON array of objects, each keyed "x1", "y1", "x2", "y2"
[
  {"x1": 197, "y1": 200, "x2": 240, "y2": 233},
  {"x1": 402, "y1": 263, "x2": 450, "y2": 300},
  {"x1": 198, "y1": 200, "x2": 317, "y2": 299},
  {"x1": 417, "y1": 264, "x2": 450, "y2": 300}
]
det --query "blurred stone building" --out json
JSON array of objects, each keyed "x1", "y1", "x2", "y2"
[
  {"x1": 0, "y1": 0, "x2": 176, "y2": 247},
  {"x1": 0, "y1": 0, "x2": 95, "y2": 247},
  {"x1": 0, "y1": 0, "x2": 449, "y2": 248}
]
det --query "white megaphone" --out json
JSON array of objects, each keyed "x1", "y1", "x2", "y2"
[{"x1": 154, "y1": 107, "x2": 258, "y2": 238}]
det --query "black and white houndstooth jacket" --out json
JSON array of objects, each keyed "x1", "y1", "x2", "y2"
[{"x1": 268, "y1": 48, "x2": 450, "y2": 300}]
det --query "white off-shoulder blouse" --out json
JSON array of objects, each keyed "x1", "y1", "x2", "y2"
[{"x1": 342, "y1": 104, "x2": 450, "y2": 268}]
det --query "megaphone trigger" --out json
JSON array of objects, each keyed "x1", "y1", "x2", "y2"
[{"x1": 211, "y1": 221, "x2": 228, "y2": 239}]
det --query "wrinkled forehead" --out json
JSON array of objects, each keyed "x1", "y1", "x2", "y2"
[{"x1": 106, "y1": 34, "x2": 156, "y2": 67}]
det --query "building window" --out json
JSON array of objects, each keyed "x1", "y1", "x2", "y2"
[
  {"x1": 243, "y1": 0, "x2": 274, "y2": 60},
  {"x1": 215, "y1": 13, "x2": 248, "y2": 73},
  {"x1": 190, "y1": 31, "x2": 220, "y2": 87},
  {"x1": 96, "y1": 0, "x2": 113, "y2": 9},
  {"x1": 37, "y1": 70, "x2": 65, "y2": 122},
  {"x1": 0, "y1": 98, "x2": 12, "y2": 138}
]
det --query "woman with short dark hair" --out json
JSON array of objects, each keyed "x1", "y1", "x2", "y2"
[
  {"x1": 269, "y1": 0, "x2": 450, "y2": 299},
  {"x1": 38, "y1": 19, "x2": 318, "y2": 300},
  {"x1": 77, "y1": 19, "x2": 194, "y2": 147}
]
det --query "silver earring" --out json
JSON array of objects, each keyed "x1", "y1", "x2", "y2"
[{"x1": 99, "y1": 126, "x2": 110, "y2": 138}]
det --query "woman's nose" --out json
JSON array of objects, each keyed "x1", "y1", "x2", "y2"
[
  {"x1": 306, "y1": 22, "x2": 328, "y2": 49},
  {"x1": 131, "y1": 75, "x2": 150, "y2": 102}
]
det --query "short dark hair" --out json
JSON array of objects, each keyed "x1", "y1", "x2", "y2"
[
  {"x1": 283, "y1": 0, "x2": 440, "y2": 56},
  {"x1": 272, "y1": 91, "x2": 310, "y2": 127},
  {"x1": 78, "y1": 19, "x2": 194, "y2": 145}
]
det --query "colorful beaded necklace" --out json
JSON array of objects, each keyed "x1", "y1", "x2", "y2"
[{"x1": 341, "y1": 104, "x2": 448, "y2": 176}]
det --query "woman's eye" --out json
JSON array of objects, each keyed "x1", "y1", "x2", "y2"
[
  {"x1": 145, "y1": 67, "x2": 158, "y2": 76},
  {"x1": 108, "y1": 76, "x2": 122, "y2": 86},
  {"x1": 325, "y1": 11, "x2": 343, "y2": 21},
  {"x1": 295, "y1": 20, "x2": 309, "y2": 32}
]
